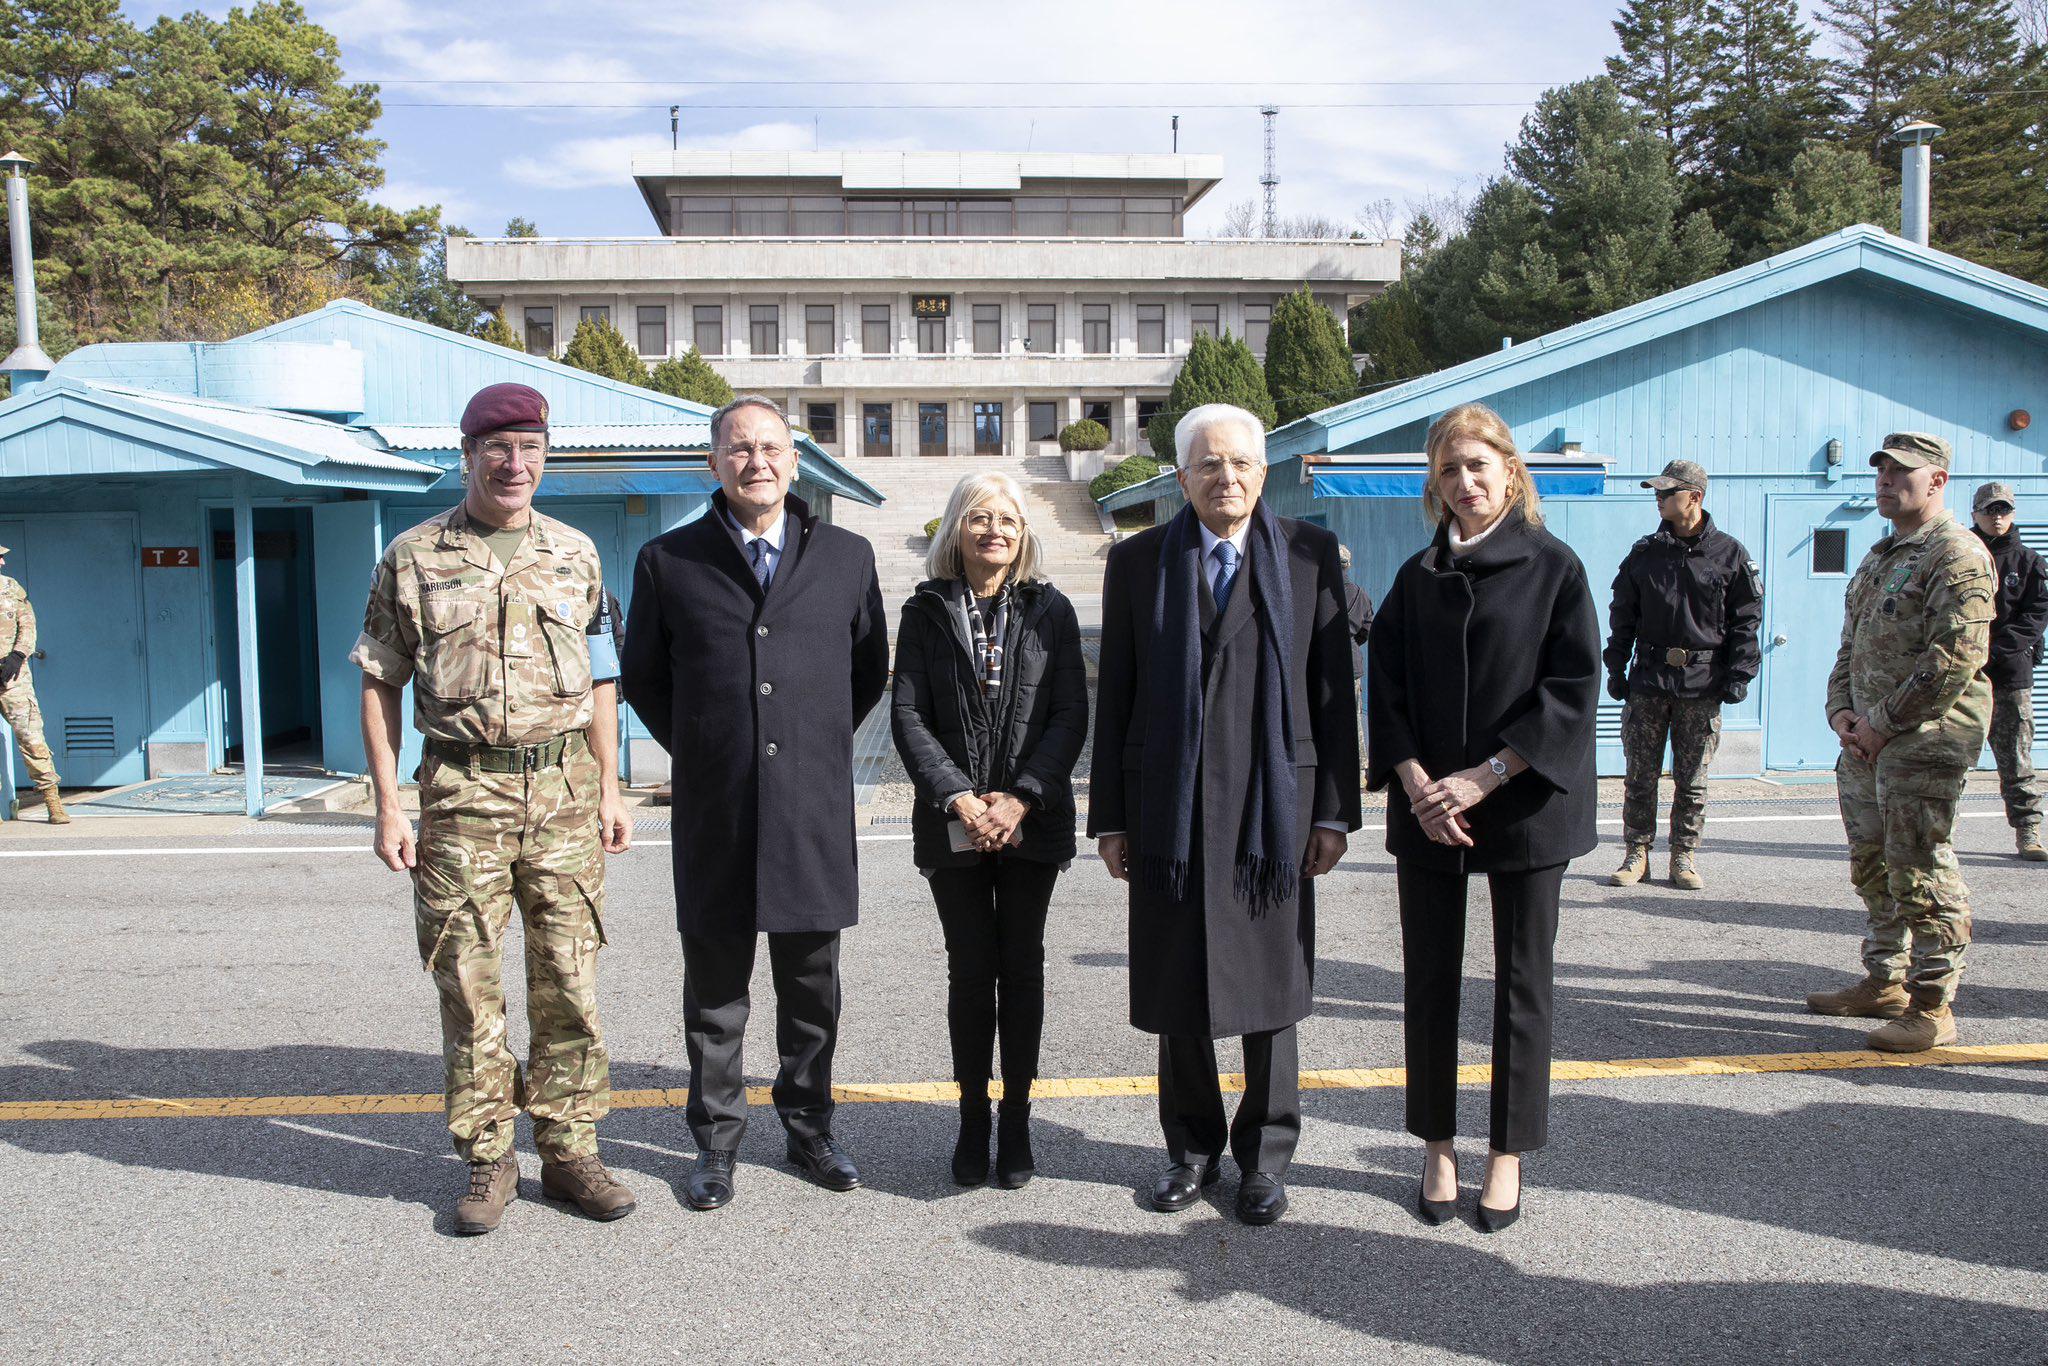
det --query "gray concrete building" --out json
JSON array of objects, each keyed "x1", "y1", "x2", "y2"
[{"x1": 446, "y1": 151, "x2": 1399, "y2": 469}]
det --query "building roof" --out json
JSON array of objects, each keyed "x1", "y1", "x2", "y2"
[
  {"x1": 630, "y1": 149, "x2": 1224, "y2": 198},
  {"x1": 368, "y1": 421, "x2": 715, "y2": 452}
]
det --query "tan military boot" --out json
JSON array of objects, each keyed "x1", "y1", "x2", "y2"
[
  {"x1": 1867, "y1": 1004, "x2": 1958, "y2": 1053},
  {"x1": 2018, "y1": 826, "x2": 2046, "y2": 862},
  {"x1": 1805, "y1": 976, "x2": 1909, "y2": 1018},
  {"x1": 452, "y1": 1156, "x2": 519, "y2": 1235},
  {"x1": 1669, "y1": 849, "x2": 1703, "y2": 890},
  {"x1": 41, "y1": 790, "x2": 68, "y2": 825},
  {"x1": 540, "y1": 1153, "x2": 637, "y2": 1221},
  {"x1": 1608, "y1": 844, "x2": 1651, "y2": 887}
]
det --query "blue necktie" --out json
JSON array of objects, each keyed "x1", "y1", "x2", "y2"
[
  {"x1": 1212, "y1": 541, "x2": 1239, "y2": 613},
  {"x1": 749, "y1": 537, "x2": 772, "y2": 588}
]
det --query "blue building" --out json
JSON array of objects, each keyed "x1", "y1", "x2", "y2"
[
  {"x1": 0, "y1": 301, "x2": 881, "y2": 817},
  {"x1": 1104, "y1": 226, "x2": 2048, "y2": 776}
]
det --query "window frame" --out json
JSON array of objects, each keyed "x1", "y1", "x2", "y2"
[
  {"x1": 861, "y1": 303, "x2": 892, "y2": 355},
  {"x1": 1135, "y1": 302, "x2": 1166, "y2": 355},
  {"x1": 804, "y1": 400, "x2": 839, "y2": 444},
  {"x1": 635, "y1": 304, "x2": 668, "y2": 356},
  {"x1": 692, "y1": 303, "x2": 724, "y2": 356},
  {"x1": 749, "y1": 303, "x2": 781, "y2": 357},
  {"x1": 523, "y1": 305, "x2": 554, "y2": 355},
  {"x1": 1081, "y1": 301, "x2": 1112, "y2": 355},
  {"x1": 1028, "y1": 401, "x2": 1058, "y2": 442},
  {"x1": 1025, "y1": 302, "x2": 1057, "y2": 353},
  {"x1": 972, "y1": 302, "x2": 1003, "y2": 355},
  {"x1": 805, "y1": 303, "x2": 836, "y2": 356}
]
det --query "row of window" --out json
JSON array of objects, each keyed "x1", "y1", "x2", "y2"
[
  {"x1": 526, "y1": 300, "x2": 1272, "y2": 358},
  {"x1": 665, "y1": 194, "x2": 1182, "y2": 238},
  {"x1": 797, "y1": 398, "x2": 1164, "y2": 449}
]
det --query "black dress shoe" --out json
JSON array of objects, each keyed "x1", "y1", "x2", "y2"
[
  {"x1": 786, "y1": 1133, "x2": 862, "y2": 1192},
  {"x1": 1151, "y1": 1159, "x2": 1221, "y2": 1212},
  {"x1": 1236, "y1": 1172, "x2": 1289, "y2": 1226},
  {"x1": 1417, "y1": 1183, "x2": 1458, "y2": 1226},
  {"x1": 685, "y1": 1149, "x2": 736, "y2": 1211},
  {"x1": 952, "y1": 1100, "x2": 992, "y2": 1187},
  {"x1": 993, "y1": 1100, "x2": 1034, "y2": 1190},
  {"x1": 1476, "y1": 1198, "x2": 1522, "y2": 1233}
]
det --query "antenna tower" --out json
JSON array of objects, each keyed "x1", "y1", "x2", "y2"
[{"x1": 1260, "y1": 106, "x2": 1279, "y2": 238}]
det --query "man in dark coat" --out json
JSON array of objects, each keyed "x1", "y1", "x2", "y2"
[
  {"x1": 1090, "y1": 402, "x2": 1360, "y2": 1227},
  {"x1": 620, "y1": 395, "x2": 889, "y2": 1210},
  {"x1": 1971, "y1": 481, "x2": 2047, "y2": 859}
]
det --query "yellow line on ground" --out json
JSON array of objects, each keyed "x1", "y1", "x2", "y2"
[{"x1": 2, "y1": 1043, "x2": 2042, "y2": 1122}]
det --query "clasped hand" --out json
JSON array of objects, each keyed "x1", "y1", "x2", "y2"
[
  {"x1": 953, "y1": 791, "x2": 1027, "y2": 852},
  {"x1": 1404, "y1": 766, "x2": 1495, "y2": 848},
  {"x1": 1831, "y1": 709, "x2": 1889, "y2": 762}
]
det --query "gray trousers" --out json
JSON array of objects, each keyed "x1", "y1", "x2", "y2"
[
  {"x1": 1157, "y1": 1026, "x2": 1301, "y2": 1176},
  {"x1": 1990, "y1": 687, "x2": 2043, "y2": 832},
  {"x1": 680, "y1": 929, "x2": 841, "y2": 1151}
]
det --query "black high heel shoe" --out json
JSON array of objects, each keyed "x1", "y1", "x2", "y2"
[
  {"x1": 1476, "y1": 1157, "x2": 1522, "y2": 1232},
  {"x1": 1417, "y1": 1149, "x2": 1458, "y2": 1225}
]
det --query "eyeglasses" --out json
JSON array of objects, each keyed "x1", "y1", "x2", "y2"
[
  {"x1": 965, "y1": 510, "x2": 1023, "y2": 537},
  {"x1": 719, "y1": 442, "x2": 792, "y2": 462},
  {"x1": 478, "y1": 439, "x2": 546, "y2": 465}
]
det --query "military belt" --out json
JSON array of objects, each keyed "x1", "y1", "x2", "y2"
[
  {"x1": 425, "y1": 733, "x2": 575, "y2": 774},
  {"x1": 1640, "y1": 643, "x2": 1717, "y2": 668}
]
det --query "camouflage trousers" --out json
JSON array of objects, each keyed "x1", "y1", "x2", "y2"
[
  {"x1": 1836, "y1": 745, "x2": 1971, "y2": 1008},
  {"x1": 0, "y1": 665, "x2": 59, "y2": 793},
  {"x1": 1989, "y1": 688, "x2": 2042, "y2": 833},
  {"x1": 1619, "y1": 689, "x2": 1722, "y2": 852},
  {"x1": 413, "y1": 730, "x2": 609, "y2": 1163}
]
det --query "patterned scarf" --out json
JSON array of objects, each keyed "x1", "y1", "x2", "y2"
[{"x1": 965, "y1": 581, "x2": 1011, "y2": 694}]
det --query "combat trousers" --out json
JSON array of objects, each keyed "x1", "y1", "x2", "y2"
[
  {"x1": 1989, "y1": 687, "x2": 2043, "y2": 834},
  {"x1": 0, "y1": 664, "x2": 60, "y2": 792},
  {"x1": 412, "y1": 731, "x2": 609, "y2": 1164},
  {"x1": 1836, "y1": 745, "x2": 1971, "y2": 1008},
  {"x1": 1619, "y1": 688, "x2": 1721, "y2": 852}
]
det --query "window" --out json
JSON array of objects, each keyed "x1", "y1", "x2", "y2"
[
  {"x1": 918, "y1": 402, "x2": 948, "y2": 456},
  {"x1": 790, "y1": 196, "x2": 845, "y2": 234},
  {"x1": 1189, "y1": 302, "x2": 1219, "y2": 340},
  {"x1": 958, "y1": 201, "x2": 1013, "y2": 235},
  {"x1": 735, "y1": 197, "x2": 787, "y2": 235},
  {"x1": 636, "y1": 305, "x2": 667, "y2": 356},
  {"x1": 1082, "y1": 302, "x2": 1111, "y2": 355},
  {"x1": 1136, "y1": 303, "x2": 1165, "y2": 354},
  {"x1": 749, "y1": 304, "x2": 780, "y2": 356},
  {"x1": 804, "y1": 401, "x2": 838, "y2": 444},
  {"x1": 1015, "y1": 197, "x2": 1067, "y2": 235},
  {"x1": 1137, "y1": 398, "x2": 1165, "y2": 442},
  {"x1": 579, "y1": 304, "x2": 610, "y2": 328},
  {"x1": 862, "y1": 304, "x2": 891, "y2": 354},
  {"x1": 805, "y1": 304, "x2": 836, "y2": 355},
  {"x1": 1026, "y1": 303, "x2": 1057, "y2": 353},
  {"x1": 1812, "y1": 527, "x2": 1849, "y2": 575},
  {"x1": 917, "y1": 316, "x2": 948, "y2": 354},
  {"x1": 911, "y1": 200, "x2": 953, "y2": 235},
  {"x1": 972, "y1": 303, "x2": 1002, "y2": 354},
  {"x1": 1028, "y1": 401, "x2": 1057, "y2": 441},
  {"x1": 1243, "y1": 301, "x2": 1272, "y2": 353},
  {"x1": 973, "y1": 401, "x2": 1004, "y2": 453},
  {"x1": 1124, "y1": 196, "x2": 1177, "y2": 236},
  {"x1": 674, "y1": 196, "x2": 732, "y2": 235},
  {"x1": 1083, "y1": 401, "x2": 1112, "y2": 428},
  {"x1": 863, "y1": 403, "x2": 893, "y2": 452},
  {"x1": 693, "y1": 304, "x2": 723, "y2": 355},
  {"x1": 847, "y1": 200, "x2": 903, "y2": 234},
  {"x1": 1070, "y1": 197, "x2": 1122, "y2": 235},
  {"x1": 523, "y1": 306, "x2": 554, "y2": 355}
]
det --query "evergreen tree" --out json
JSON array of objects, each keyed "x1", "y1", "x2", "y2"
[
  {"x1": 1145, "y1": 331, "x2": 1276, "y2": 464},
  {"x1": 373, "y1": 225, "x2": 488, "y2": 335},
  {"x1": 561, "y1": 315, "x2": 650, "y2": 386},
  {"x1": 1264, "y1": 286, "x2": 1359, "y2": 424},
  {"x1": 1606, "y1": 0, "x2": 1713, "y2": 167},
  {"x1": 1756, "y1": 140, "x2": 1895, "y2": 250},
  {"x1": 1817, "y1": 0, "x2": 1911, "y2": 156},
  {"x1": 1352, "y1": 282, "x2": 1433, "y2": 389},
  {"x1": 503, "y1": 215, "x2": 539, "y2": 238},
  {"x1": 1693, "y1": 0, "x2": 1840, "y2": 261},
  {"x1": 648, "y1": 346, "x2": 734, "y2": 406},
  {"x1": 476, "y1": 310, "x2": 521, "y2": 351}
]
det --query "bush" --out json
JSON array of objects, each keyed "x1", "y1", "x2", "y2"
[
  {"x1": 1147, "y1": 331, "x2": 1277, "y2": 464},
  {"x1": 1057, "y1": 418, "x2": 1110, "y2": 452},
  {"x1": 923, "y1": 516, "x2": 941, "y2": 540},
  {"x1": 648, "y1": 346, "x2": 735, "y2": 407},
  {"x1": 561, "y1": 315, "x2": 650, "y2": 386},
  {"x1": 1090, "y1": 454, "x2": 1166, "y2": 502}
]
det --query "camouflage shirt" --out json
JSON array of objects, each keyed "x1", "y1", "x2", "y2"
[
  {"x1": 1827, "y1": 510, "x2": 1994, "y2": 748},
  {"x1": 0, "y1": 574, "x2": 35, "y2": 657},
  {"x1": 350, "y1": 505, "x2": 604, "y2": 746}
]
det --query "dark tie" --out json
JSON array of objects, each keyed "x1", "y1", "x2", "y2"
[
  {"x1": 1212, "y1": 541, "x2": 1239, "y2": 613},
  {"x1": 749, "y1": 538, "x2": 772, "y2": 588}
]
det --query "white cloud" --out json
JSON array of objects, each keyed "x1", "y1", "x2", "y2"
[
  {"x1": 374, "y1": 178, "x2": 481, "y2": 227},
  {"x1": 503, "y1": 121, "x2": 924, "y2": 189}
]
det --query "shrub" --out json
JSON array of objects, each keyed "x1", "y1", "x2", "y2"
[
  {"x1": 648, "y1": 347, "x2": 735, "y2": 407},
  {"x1": 923, "y1": 516, "x2": 941, "y2": 540},
  {"x1": 1057, "y1": 418, "x2": 1110, "y2": 452},
  {"x1": 1147, "y1": 331, "x2": 1278, "y2": 464},
  {"x1": 561, "y1": 315, "x2": 650, "y2": 386},
  {"x1": 1090, "y1": 454, "x2": 1166, "y2": 503}
]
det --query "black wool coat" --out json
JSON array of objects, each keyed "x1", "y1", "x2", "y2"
[
  {"x1": 1089, "y1": 514, "x2": 1361, "y2": 1039},
  {"x1": 620, "y1": 491, "x2": 889, "y2": 934},
  {"x1": 890, "y1": 577, "x2": 1090, "y2": 870},
  {"x1": 1368, "y1": 509, "x2": 1601, "y2": 874}
]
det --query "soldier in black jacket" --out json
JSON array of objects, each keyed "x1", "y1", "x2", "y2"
[
  {"x1": 1602, "y1": 460, "x2": 1762, "y2": 890},
  {"x1": 1971, "y1": 482, "x2": 2047, "y2": 860}
]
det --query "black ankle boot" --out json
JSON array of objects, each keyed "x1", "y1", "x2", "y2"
[
  {"x1": 952, "y1": 1097, "x2": 992, "y2": 1187},
  {"x1": 994, "y1": 1100, "x2": 1034, "y2": 1189}
]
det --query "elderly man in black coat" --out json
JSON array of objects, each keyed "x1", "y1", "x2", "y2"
[
  {"x1": 1090, "y1": 402, "x2": 1360, "y2": 1227},
  {"x1": 621, "y1": 395, "x2": 889, "y2": 1211}
]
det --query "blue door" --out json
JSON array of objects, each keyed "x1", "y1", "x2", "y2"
[{"x1": 1763, "y1": 495, "x2": 1888, "y2": 770}]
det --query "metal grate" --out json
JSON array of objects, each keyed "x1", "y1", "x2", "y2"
[
  {"x1": 1596, "y1": 701, "x2": 1624, "y2": 743},
  {"x1": 62, "y1": 716, "x2": 116, "y2": 755}
]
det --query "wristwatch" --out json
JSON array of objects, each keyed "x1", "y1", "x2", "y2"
[{"x1": 1486, "y1": 755, "x2": 1509, "y2": 786}]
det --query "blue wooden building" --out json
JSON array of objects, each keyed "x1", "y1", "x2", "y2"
[
  {"x1": 1104, "y1": 227, "x2": 2048, "y2": 776},
  {"x1": 0, "y1": 301, "x2": 881, "y2": 816}
]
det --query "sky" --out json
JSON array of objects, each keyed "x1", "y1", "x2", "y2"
[{"x1": 133, "y1": 0, "x2": 1630, "y2": 238}]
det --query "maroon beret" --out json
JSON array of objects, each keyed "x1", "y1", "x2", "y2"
[{"x1": 460, "y1": 382, "x2": 549, "y2": 438}]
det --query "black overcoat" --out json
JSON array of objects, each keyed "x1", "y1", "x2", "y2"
[
  {"x1": 890, "y1": 577, "x2": 1090, "y2": 870},
  {"x1": 620, "y1": 491, "x2": 889, "y2": 934},
  {"x1": 1088, "y1": 514, "x2": 1361, "y2": 1039},
  {"x1": 1367, "y1": 509, "x2": 1600, "y2": 874}
]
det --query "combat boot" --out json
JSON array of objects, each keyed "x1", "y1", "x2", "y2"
[
  {"x1": 1608, "y1": 844, "x2": 1651, "y2": 887},
  {"x1": 539, "y1": 1153, "x2": 636, "y2": 1221},
  {"x1": 452, "y1": 1155, "x2": 518, "y2": 1235},
  {"x1": 41, "y1": 790, "x2": 68, "y2": 825},
  {"x1": 1805, "y1": 976, "x2": 1908, "y2": 1018},
  {"x1": 2017, "y1": 826, "x2": 2046, "y2": 862},
  {"x1": 1867, "y1": 1004, "x2": 1958, "y2": 1053},
  {"x1": 1669, "y1": 849, "x2": 1703, "y2": 890}
]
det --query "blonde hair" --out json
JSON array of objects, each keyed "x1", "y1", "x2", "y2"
[
  {"x1": 1422, "y1": 402, "x2": 1543, "y2": 529},
  {"x1": 925, "y1": 471, "x2": 1044, "y2": 584}
]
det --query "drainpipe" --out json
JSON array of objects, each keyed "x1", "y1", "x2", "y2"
[
  {"x1": 1889, "y1": 120, "x2": 1943, "y2": 248},
  {"x1": 0, "y1": 151, "x2": 54, "y2": 387}
]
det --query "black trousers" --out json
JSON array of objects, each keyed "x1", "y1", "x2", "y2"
[
  {"x1": 1397, "y1": 860, "x2": 1563, "y2": 1153},
  {"x1": 1157, "y1": 1026, "x2": 1301, "y2": 1176},
  {"x1": 679, "y1": 928, "x2": 840, "y2": 1151},
  {"x1": 928, "y1": 856, "x2": 1058, "y2": 1104}
]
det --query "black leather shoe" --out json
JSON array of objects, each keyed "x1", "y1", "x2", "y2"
[
  {"x1": 685, "y1": 1148, "x2": 736, "y2": 1211},
  {"x1": 1150, "y1": 1159, "x2": 1221, "y2": 1212},
  {"x1": 952, "y1": 1100, "x2": 992, "y2": 1187},
  {"x1": 786, "y1": 1133, "x2": 862, "y2": 1192},
  {"x1": 1236, "y1": 1172, "x2": 1288, "y2": 1226}
]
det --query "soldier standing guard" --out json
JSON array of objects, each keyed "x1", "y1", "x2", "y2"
[
  {"x1": 0, "y1": 544, "x2": 68, "y2": 824},
  {"x1": 1602, "y1": 460, "x2": 1761, "y2": 890},
  {"x1": 353, "y1": 382, "x2": 636, "y2": 1234},
  {"x1": 1969, "y1": 482, "x2": 2047, "y2": 860},
  {"x1": 1810, "y1": 433, "x2": 1994, "y2": 1052}
]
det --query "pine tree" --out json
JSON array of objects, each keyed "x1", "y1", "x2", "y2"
[
  {"x1": 648, "y1": 346, "x2": 735, "y2": 407},
  {"x1": 503, "y1": 215, "x2": 538, "y2": 238},
  {"x1": 561, "y1": 315, "x2": 649, "y2": 386},
  {"x1": 1693, "y1": 0, "x2": 1841, "y2": 261},
  {"x1": 1756, "y1": 140, "x2": 1895, "y2": 250},
  {"x1": 1817, "y1": 0, "x2": 1911, "y2": 157},
  {"x1": 1606, "y1": 0, "x2": 1713, "y2": 168},
  {"x1": 476, "y1": 311, "x2": 521, "y2": 350},
  {"x1": 1145, "y1": 331, "x2": 1276, "y2": 464},
  {"x1": 373, "y1": 225, "x2": 487, "y2": 335},
  {"x1": 1352, "y1": 282, "x2": 1433, "y2": 389},
  {"x1": 1263, "y1": 286, "x2": 1359, "y2": 424}
]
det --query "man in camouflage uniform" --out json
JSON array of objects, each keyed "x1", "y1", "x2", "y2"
[
  {"x1": 1810, "y1": 432, "x2": 1994, "y2": 1053},
  {"x1": 1603, "y1": 460, "x2": 1762, "y2": 890},
  {"x1": 1969, "y1": 481, "x2": 2046, "y2": 860},
  {"x1": 354, "y1": 382, "x2": 636, "y2": 1234},
  {"x1": 0, "y1": 544, "x2": 68, "y2": 825}
]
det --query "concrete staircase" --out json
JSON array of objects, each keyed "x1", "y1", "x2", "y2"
[{"x1": 834, "y1": 452, "x2": 1112, "y2": 634}]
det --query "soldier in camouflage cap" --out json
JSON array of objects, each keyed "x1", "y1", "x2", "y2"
[
  {"x1": 0, "y1": 542, "x2": 68, "y2": 824},
  {"x1": 1810, "y1": 431, "x2": 1994, "y2": 1052},
  {"x1": 352, "y1": 381, "x2": 637, "y2": 1233},
  {"x1": 1968, "y1": 481, "x2": 2047, "y2": 859}
]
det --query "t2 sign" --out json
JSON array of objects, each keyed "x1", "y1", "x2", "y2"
[{"x1": 142, "y1": 546, "x2": 200, "y2": 569}]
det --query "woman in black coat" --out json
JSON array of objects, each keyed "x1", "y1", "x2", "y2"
[
  {"x1": 1367, "y1": 402, "x2": 1600, "y2": 1232},
  {"x1": 891, "y1": 470, "x2": 1088, "y2": 1190}
]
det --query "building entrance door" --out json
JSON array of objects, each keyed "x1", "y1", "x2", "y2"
[
  {"x1": 863, "y1": 403, "x2": 893, "y2": 456},
  {"x1": 918, "y1": 402, "x2": 948, "y2": 457},
  {"x1": 973, "y1": 401, "x2": 1004, "y2": 455},
  {"x1": 1762, "y1": 494, "x2": 1888, "y2": 770},
  {"x1": 210, "y1": 506, "x2": 322, "y2": 768}
]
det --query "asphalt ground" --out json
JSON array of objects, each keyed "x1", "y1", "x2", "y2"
[{"x1": 2, "y1": 781, "x2": 2045, "y2": 1361}]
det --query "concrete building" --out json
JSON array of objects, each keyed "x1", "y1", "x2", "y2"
[{"x1": 446, "y1": 152, "x2": 1398, "y2": 471}]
